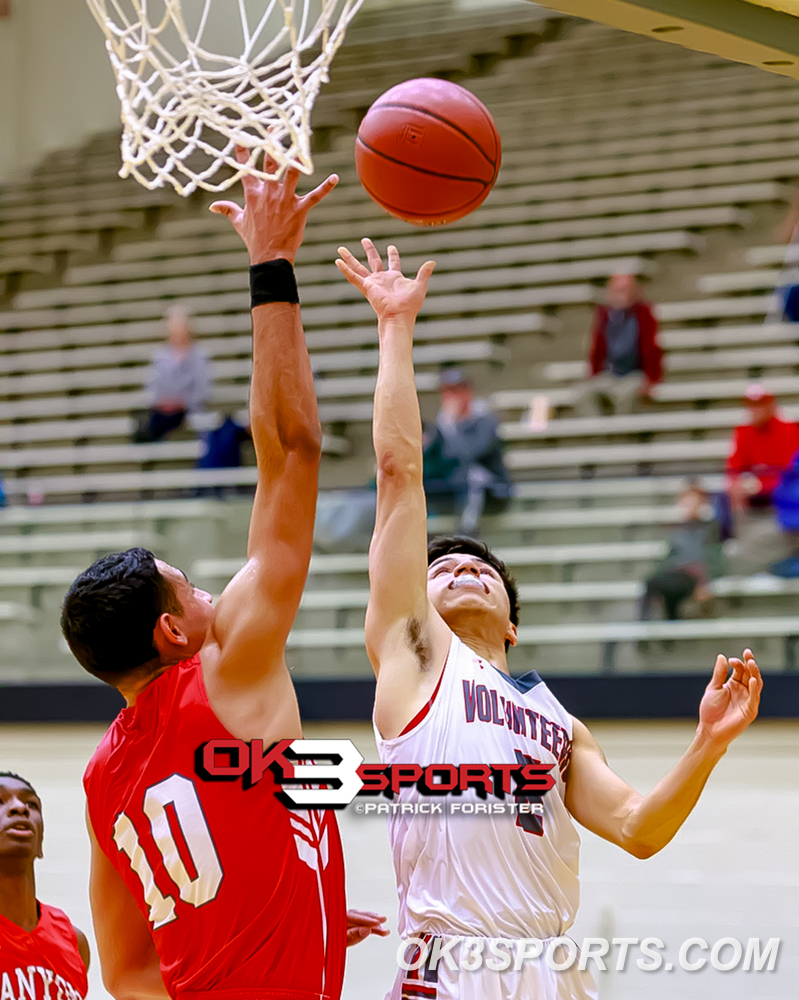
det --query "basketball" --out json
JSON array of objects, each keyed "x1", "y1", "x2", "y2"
[{"x1": 354, "y1": 77, "x2": 501, "y2": 226}]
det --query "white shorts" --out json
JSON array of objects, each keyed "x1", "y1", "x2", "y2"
[{"x1": 386, "y1": 934, "x2": 598, "y2": 1000}]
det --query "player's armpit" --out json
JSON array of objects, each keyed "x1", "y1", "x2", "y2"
[{"x1": 87, "y1": 811, "x2": 170, "y2": 1000}]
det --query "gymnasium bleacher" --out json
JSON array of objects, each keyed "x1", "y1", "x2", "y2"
[{"x1": 3, "y1": 1, "x2": 799, "y2": 693}]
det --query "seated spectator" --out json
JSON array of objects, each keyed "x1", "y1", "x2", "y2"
[
  {"x1": 575, "y1": 273, "x2": 662, "y2": 417},
  {"x1": 640, "y1": 479, "x2": 723, "y2": 621},
  {"x1": 133, "y1": 305, "x2": 211, "y2": 442},
  {"x1": 423, "y1": 369, "x2": 513, "y2": 535},
  {"x1": 726, "y1": 386, "x2": 799, "y2": 510},
  {"x1": 725, "y1": 386, "x2": 799, "y2": 574}
]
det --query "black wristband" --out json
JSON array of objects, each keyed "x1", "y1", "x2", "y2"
[{"x1": 249, "y1": 258, "x2": 299, "y2": 308}]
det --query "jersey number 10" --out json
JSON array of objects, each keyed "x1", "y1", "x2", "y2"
[{"x1": 113, "y1": 774, "x2": 224, "y2": 928}]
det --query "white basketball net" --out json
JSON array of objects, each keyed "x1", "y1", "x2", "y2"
[{"x1": 85, "y1": 0, "x2": 364, "y2": 195}]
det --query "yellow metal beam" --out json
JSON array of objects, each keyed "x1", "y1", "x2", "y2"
[{"x1": 533, "y1": 0, "x2": 799, "y2": 79}]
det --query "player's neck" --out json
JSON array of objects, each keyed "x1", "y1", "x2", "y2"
[
  {"x1": 455, "y1": 626, "x2": 509, "y2": 674},
  {"x1": 0, "y1": 866, "x2": 38, "y2": 931},
  {"x1": 117, "y1": 658, "x2": 175, "y2": 706}
]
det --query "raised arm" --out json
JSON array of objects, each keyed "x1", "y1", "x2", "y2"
[
  {"x1": 208, "y1": 150, "x2": 338, "y2": 683},
  {"x1": 565, "y1": 651, "x2": 762, "y2": 857},
  {"x1": 336, "y1": 241, "x2": 450, "y2": 739}
]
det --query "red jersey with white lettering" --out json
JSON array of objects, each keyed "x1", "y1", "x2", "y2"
[
  {"x1": 0, "y1": 903, "x2": 87, "y2": 1000},
  {"x1": 83, "y1": 655, "x2": 346, "y2": 1000}
]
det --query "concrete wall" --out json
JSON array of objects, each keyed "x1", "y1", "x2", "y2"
[{"x1": 0, "y1": 0, "x2": 120, "y2": 181}]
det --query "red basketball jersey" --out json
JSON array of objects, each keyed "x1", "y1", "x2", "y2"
[
  {"x1": 0, "y1": 903, "x2": 88, "y2": 1000},
  {"x1": 83, "y1": 655, "x2": 346, "y2": 1000}
]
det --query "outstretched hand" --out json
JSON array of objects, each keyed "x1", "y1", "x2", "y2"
[
  {"x1": 346, "y1": 909, "x2": 390, "y2": 947},
  {"x1": 210, "y1": 147, "x2": 338, "y2": 265},
  {"x1": 698, "y1": 648, "x2": 763, "y2": 748},
  {"x1": 336, "y1": 238, "x2": 435, "y2": 322}
]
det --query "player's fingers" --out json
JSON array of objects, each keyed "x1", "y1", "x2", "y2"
[
  {"x1": 748, "y1": 656, "x2": 764, "y2": 692},
  {"x1": 235, "y1": 147, "x2": 260, "y2": 198},
  {"x1": 746, "y1": 672, "x2": 762, "y2": 716},
  {"x1": 337, "y1": 246, "x2": 369, "y2": 277},
  {"x1": 729, "y1": 657, "x2": 746, "y2": 685},
  {"x1": 209, "y1": 201, "x2": 243, "y2": 226},
  {"x1": 302, "y1": 173, "x2": 339, "y2": 211},
  {"x1": 282, "y1": 166, "x2": 302, "y2": 197},
  {"x1": 347, "y1": 910, "x2": 387, "y2": 925},
  {"x1": 387, "y1": 244, "x2": 402, "y2": 272},
  {"x1": 362, "y1": 237, "x2": 384, "y2": 272},
  {"x1": 261, "y1": 148, "x2": 281, "y2": 177},
  {"x1": 709, "y1": 654, "x2": 728, "y2": 689},
  {"x1": 416, "y1": 259, "x2": 437, "y2": 286},
  {"x1": 335, "y1": 257, "x2": 367, "y2": 290}
]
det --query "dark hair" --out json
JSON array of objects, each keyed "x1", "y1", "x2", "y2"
[
  {"x1": 61, "y1": 548, "x2": 183, "y2": 681},
  {"x1": 427, "y1": 535, "x2": 520, "y2": 650},
  {"x1": 0, "y1": 772, "x2": 38, "y2": 799}
]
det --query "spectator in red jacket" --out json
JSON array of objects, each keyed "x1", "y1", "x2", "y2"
[
  {"x1": 575, "y1": 273, "x2": 662, "y2": 417},
  {"x1": 727, "y1": 385, "x2": 799, "y2": 511}
]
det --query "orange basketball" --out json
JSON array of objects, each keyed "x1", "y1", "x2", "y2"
[{"x1": 355, "y1": 78, "x2": 501, "y2": 226}]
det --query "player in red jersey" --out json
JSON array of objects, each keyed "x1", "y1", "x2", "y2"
[
  {"x1": 62, "y1": 152, "x2": 386, "y2": 1000},
  {"x1": 0, "y1": 772, "x2": 90, "y2": 1000}
]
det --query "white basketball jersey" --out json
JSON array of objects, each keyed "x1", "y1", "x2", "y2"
[{"x1": 375, "y1": 632, "x2": 581, "y2": 941}]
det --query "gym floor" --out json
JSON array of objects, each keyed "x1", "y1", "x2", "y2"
[{"x1": 1, "y1": 719, "x2": 795, "y2": 999}]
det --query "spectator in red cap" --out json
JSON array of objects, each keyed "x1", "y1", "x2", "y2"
[
  {"x1": 726, "y1": 385, "x2": 799, "y2": 511},
  {"x1": 726, "y1": 386, "x2": 799, "y2": 574},
  {"x1": 575, "y1": 274, "x2": 662, "y2": 416}
]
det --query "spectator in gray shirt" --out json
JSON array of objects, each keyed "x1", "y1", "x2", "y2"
[
  {"x1": 423, "y1": 369, "x2": 513, "y2": 535},
  {"x1": 133, "y1": 305, "x2": 211, "y2": 443}
]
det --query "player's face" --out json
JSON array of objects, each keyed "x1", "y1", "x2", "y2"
[
  {"x1": 0, "y1": 778, "x2": 43, "y2": 862},
  {"x1": 156, "y1": 560, "x2": 215, "y2": 648},
  {"x1": 427, "y1": 553, "x2": 512, "y2": 633}
]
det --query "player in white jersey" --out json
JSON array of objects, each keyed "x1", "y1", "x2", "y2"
[{"x1": 335, "y1": 240, "x2": 763, "y2": 1000}]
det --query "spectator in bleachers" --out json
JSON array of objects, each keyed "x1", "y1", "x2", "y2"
[
  {"x1": 575, "y1": 273, "x2": 662, "y2": 416},
  {"x1": 640, "y1": 479, "x2": 723, "y2": 621},
  {"x1": 423, "y1": 368, "x2": 513, "y2": 535},
  {"x1": 726, "y1": 386, "x2": 799, "y2": 574},
  {"x1": 133, "y1": 305, "x2": 211, "y2": 443},
  {"x1": 726, "y1": 386, "x2": 799, "y2": 511}
]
